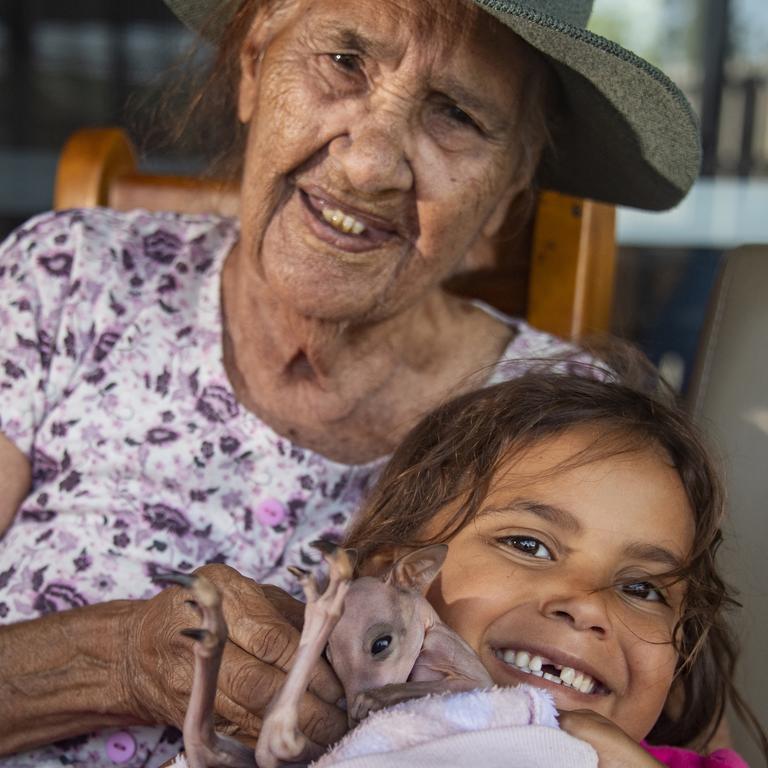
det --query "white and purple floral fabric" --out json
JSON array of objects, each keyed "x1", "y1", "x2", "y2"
[{"x1": 0, "y1": 208, "x2": 582, "y2": 767}]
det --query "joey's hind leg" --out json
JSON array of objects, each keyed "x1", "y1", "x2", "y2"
[
  {"x1": 255, "y1": 542, "x2": 354, "y2": 768},
  {"x1": 155, "y1": 572, "x2": 254, "y2": 768}
]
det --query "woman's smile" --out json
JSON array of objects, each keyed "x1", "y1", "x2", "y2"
[{"x1": 298, "y1": 187, "x2": 404, "y2": 255}]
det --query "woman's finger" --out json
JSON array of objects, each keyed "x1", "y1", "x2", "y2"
[
  {"x1": 261, "y1": 583, "x2": 306, "y2": 630},
  {"x1": 216, "y1": 644, "x2": 347, "y2": 745},
  {"x1": 220, "y1": 580, "x2": 344, "y2": 706}
]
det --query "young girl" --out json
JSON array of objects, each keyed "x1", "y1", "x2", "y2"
[{"x1": 341, "y1": 371, "x2": 767, "y2": 767}]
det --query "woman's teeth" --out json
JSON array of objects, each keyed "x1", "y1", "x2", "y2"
[
  {"x1": 496, "y1": 649, "x2": 597, "y2": 694},
  {"x1": 321, "y1": 206, "x2": 366, "y2": 235}
]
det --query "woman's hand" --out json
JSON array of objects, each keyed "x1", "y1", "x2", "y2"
[
  {"x1": 124, "y1": 564, "x2": 347, "y2": 747},
  {"x1": 559, "y1": 710, "x2": 664, "y2": 768}
]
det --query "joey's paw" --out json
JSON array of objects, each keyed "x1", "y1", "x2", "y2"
[
  {"x1": 311, "y1": 540, "x2": 356, "y2": 582},
  {"x1": 288, "y1": 565, "x2": 320, "y2": 603},
  {"x1": 349, "y1": 689, "x2": 388, "y2": 722},
  {"x1": 155, "y1": 571, "x2": 227, "y2": 656},
  {"x1": 258, "y1": 720, "x2": 307, "y2": 765}
]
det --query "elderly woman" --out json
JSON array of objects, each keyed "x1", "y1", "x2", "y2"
[{"x1": 0, "y1": 0, "x2": 699, "y2": 765}]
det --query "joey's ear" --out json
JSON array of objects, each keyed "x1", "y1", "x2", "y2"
[
  {"x1": 345, "y1": 547, "x2": 359, "y2": 573},
  {"x1": 388, "y1": 544, "x2": 448, "y2": 594},
  {"x1": 356, "y1": 547, "x2": 401, "y2": 577}
]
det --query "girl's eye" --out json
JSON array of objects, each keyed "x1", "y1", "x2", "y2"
[
  {"x1": 330, "y1": 53, "x2": 361, "y2": 73},
  {"x1": 622, "y1": 581, "x2": 667, "y2": 604},
  {"x1": 498, "y1": 535, "x2": 552, "y2": 560}
]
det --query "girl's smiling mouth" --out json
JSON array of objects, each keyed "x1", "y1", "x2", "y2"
[{"x1": 491, "y1": 645, "x2": 611, "y2": 697}]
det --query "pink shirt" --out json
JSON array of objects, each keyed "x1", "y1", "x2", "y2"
[{"x1": 644, "y1": 742, "x2": 750, "y2": 767}]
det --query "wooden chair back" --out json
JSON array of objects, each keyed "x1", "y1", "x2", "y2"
[{"x1": 54, "y1": 127, "x2": 616, "y2": 339}]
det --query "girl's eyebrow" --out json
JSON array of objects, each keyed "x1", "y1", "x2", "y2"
[
  {"x1": 479, "y1": 499, "x2": 582, "y2": 533},
  {"x1": 480, "y1": 501, "x2": 686, "y2": 571},
  {"x1": 622, "y1": 542, "x2": 685, "y2": 571}
]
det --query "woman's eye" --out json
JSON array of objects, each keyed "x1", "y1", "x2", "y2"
[
  {"x1": 498, "y1": 535, "x2": 552, "y2": 560},
  {"x1": 622, "y1": 581, "x2": 666, "y2": 604},
  {"x1": 330, "y1": 53, "x2": 361, "y2": 73},
  {"x1": 445, "y1": 104, "x2": 478, "y2": 129}
]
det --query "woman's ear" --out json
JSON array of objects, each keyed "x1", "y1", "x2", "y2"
[
  {"x1": 237, "y1": 1, "x2": 301, "y2": 124},
  {"x1": 482, "y1": 182, "x2": 524, "y2": 239},
  {"x1": 238, "y1": 32, "x2": 263, "y2": 124}
]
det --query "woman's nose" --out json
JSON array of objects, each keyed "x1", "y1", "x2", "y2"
[
  {"x1": 541, "y1": 590, "x2": 612, "y2": 636},
  {"x1": 328, "y1": 123, "x2": 414, "y2": 195}
]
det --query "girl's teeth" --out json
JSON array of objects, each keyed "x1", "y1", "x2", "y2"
[
  {"x1": 321, "y1": 207, "x2": 366, "y2": 235},
  {"x1": 560, "y1": 667, "x2": 576, "y2": 685},
  {"x1": 497, "y1": 649, "x2": 597, "y2": 693}
]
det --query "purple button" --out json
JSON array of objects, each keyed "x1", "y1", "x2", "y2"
[
  {"x1": 105, "y1": 731, "x2": 136, "y2": 763},
  {"x1": 255, "y1": 498, "x2": 287, "y2": 527}
]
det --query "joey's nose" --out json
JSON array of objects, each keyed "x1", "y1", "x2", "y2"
[{"x1": 329, "y1": 128, "x2": 413, "y2": 194}]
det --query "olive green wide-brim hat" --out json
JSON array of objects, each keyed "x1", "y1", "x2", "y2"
[{"x1": 164, "y1": 0, "x2": 701, "y2": 211}]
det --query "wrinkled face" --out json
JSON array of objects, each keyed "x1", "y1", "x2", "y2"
[
  {"x1": 425, "y1": 428, "x2": 695, "y2": 741},
  {"x1": 236, "y1": 0, "x2": 535, "y2": 321}
]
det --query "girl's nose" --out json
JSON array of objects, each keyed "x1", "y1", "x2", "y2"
[
  {"x1": 541, "y1": 590, "x2": 612, "y2": 636},
  {"x1": 328, "y1": 123, "x2": 414, "y2": 195}
]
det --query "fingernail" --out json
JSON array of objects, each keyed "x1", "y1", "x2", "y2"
[{"x1": 153, "y1": 571, "x2": 196, "y2": 588}]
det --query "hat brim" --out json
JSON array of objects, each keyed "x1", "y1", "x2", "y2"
[
  {"x1": 164, "y1": 0, "x2": 701, "y2": 210},
  {"x1": 479, "y1": 2, "x2": 701, "y2": 210}
]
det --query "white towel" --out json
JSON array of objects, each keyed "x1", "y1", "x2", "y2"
[{"x1": 312, "y1": 684, "x2": 597, "y2": 767}]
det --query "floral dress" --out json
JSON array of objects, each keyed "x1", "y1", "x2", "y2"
[{"x1": 0, "y1": 208, "x2": 582, "y2": 767}]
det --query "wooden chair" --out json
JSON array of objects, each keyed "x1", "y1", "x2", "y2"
[{"x1": 53, "y1": 127, "x2": 616, "y2": 339}]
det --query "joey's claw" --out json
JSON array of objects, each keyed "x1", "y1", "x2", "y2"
[
  {"x1": 310, "y1": 540, "x2": 356, "y2": 580},
  {"x1": 152, "y1": 571, "x2": 197, "y2": 588},
  {"x1": 288, "y1": 565, "x2": 310, "y2": 578},
  {"x1": 180, "y1": 626, "x2": 223, "y2": 657},
  {"x1": 310, "y1": 538, "x2": 338, "y2": 555},
  {"x1": 326, "y1": 548, "x2": 355, "y2": 582}
]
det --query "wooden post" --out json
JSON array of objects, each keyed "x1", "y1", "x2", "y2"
[{"x1": 527, "y1": 190, "x2": 616, "y2": 339}]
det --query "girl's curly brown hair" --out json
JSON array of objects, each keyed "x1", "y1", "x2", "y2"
[{"x1": 343, "y1": 367, "x2": 766, "y2": 757}]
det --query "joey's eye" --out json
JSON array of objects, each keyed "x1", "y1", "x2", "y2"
[
  {"x1": 330, "y1": 53, "x2": 361, "y2": 72},
  {"x1": 498, "y1": 535, "x2": 552, "y2": 560},
  {"x1": 622, "y1": 581, "x2": 666, "y2": 604},
  {"x1": 371, "y1": 635, "x2": 392, "y2": 655}
]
